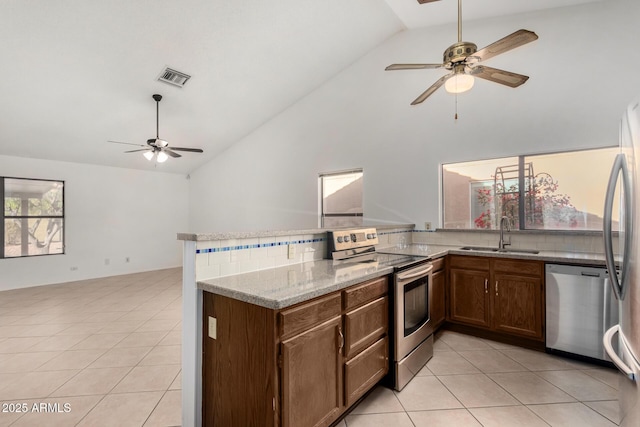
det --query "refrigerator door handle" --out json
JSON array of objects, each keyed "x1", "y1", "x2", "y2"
[
  {"x1": 603, "y1": 278, "x2": 610, "y2": 338},
  {"x1": 603, "y1": 325, "x2": 636, "y2": 381},
  {"x1": 603, "y1": 153, "x2": 631, "y2": 300}
]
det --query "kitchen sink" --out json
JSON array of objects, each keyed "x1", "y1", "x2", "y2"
[
  {"x1": 460, "y1": 246, "x2": 540, "y2": 255},
  {"x1": 460, "y1": 246, "x2": 499, "y2": 252}
]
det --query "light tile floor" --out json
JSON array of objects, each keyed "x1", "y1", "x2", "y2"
[
  {"x1": 339, "y1": 331, "x2": 623, "y2": 427},
  {"x1": 0, "y1": 268, "x2": 182, "y2": 427},
  {"x1": 0, "y1": 268, "x2": 624, "y2": 426}
]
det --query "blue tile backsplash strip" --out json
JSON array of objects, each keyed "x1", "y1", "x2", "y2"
[{"x1": 196, "y1": 238, "x2": 326, "y2": 254}]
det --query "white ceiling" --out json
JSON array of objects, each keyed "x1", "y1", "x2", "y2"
[
  {"x1": 383, "y1": 0, "x2": 605, "y2": 29},
  {"x1": 0, "y1": 0, "x2": 607, "y2": 175}
]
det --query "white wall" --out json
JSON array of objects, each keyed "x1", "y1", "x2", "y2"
[
  {"x1": 189, "y1": 0, "x2": 639, "y2": 232},
  {"x1": 0, "y1": 155, "x2": 188, "y2": 290}
]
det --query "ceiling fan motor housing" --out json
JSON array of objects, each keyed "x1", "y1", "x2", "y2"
[{"x1": 443, "y1": 42, "x2": 477, "y2": 65}]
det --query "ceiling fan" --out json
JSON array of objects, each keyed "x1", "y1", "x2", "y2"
[
  {"x1": 109, "y1": 94, "x2": 204, "y2": 163},
  {"x1": 386, "y1": 0, "x2": 538, "y2": 105}
]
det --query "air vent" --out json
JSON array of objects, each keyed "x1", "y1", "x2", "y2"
[{"x1": 157, "y1": 67, "x2": 191, "y2": 88}]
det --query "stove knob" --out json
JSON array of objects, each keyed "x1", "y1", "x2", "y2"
[
  {"x1": 350, "y1": 233, "x2": 357, "y2": 242},
  {"x1": 337, "y1": 236, "x2": 343, "y2": 243},
  {"x1": 366, "y1": 233, "x2": 373, "y2": 239},
  {"x1": 344, "y1": 235, "x2": 350, "y2": 242},
  {"x1": 372, "y1": 233, "x2": 377, "y2": 238}
]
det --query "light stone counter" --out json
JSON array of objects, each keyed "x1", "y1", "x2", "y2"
[
  {"x1": 378, "y1": 244, "x2": 615, "y2": 266},
  {"x1": 198, "y1": 244, "x2": 617, "y2": 311},
  {"x1": 178, "y1": 222, "x2": 414, "y2": 241},
  {"x1": 197, "y1": 259, "x2": 394, "y2": 309}
]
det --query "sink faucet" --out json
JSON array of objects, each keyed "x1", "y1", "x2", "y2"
[{"x1": 499, "y1": 216, "x2": 512, "y2": 250}]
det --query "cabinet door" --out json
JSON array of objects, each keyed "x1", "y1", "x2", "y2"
[
  {"x1": 431, "y1": 270, "x2": 446, "y2": 329},
  {"x1": 344, "y1": 337, "x2": 388, "y2": 407},
  {"x1": 492, "y1": 273, "x2": 543, "y2": 339},
  {"x1": 281, "y1": 316, "x2": 343, "y2": 427},
  {"x1": 449, "y1": 268, "x2": 490, "y2": 328}
]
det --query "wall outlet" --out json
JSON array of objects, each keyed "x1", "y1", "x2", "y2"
[
  {"x1": 425, "y1": 222, "x2": 432, "y2": 230},
  {"x1": 125, "y1": 257, "x2": 130, "y2": 263},
  {"x1": 70, "y1": 266, "x2": 78, "y2": 271},
  {"x1": 104, "y1": 258, "x2": 110, "y2": 266},
  {"x1": 208, "y1": 316, "x2": 217, "y2": 339},
  {"x1": 288, "y1": 244, "x2": 295, "y2": 259}
]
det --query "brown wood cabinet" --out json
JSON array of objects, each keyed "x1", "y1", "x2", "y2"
[
  {"x1": 202, "y1": 275, "x2": 390, "y2": 427},
  {"x1": 281, "y1": 315, "x2": 343, "y2": 427},
  {"x1": 431, "y1": 257, "x2": 446, "y2": 330},
  {"x1": 449, "y1": 267, "x2": 491, "y2": 328},
  {"x1": 447, "y1": 255, "x2": 544, "y2": 341}
]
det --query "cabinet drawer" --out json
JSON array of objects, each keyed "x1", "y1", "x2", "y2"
[
  {"x1": 279, "y1": 293, "x2": 342, "y2": 341},
  {"x1": 449, "y1": 255, "x2": 490, "y2": 271},
  {"x1": 492, "y1": 259, "x2": 542, "y2": 277},
  {"x1": 431, "y1": 257, "x2": 445, "y2": 272},
  {"x1": 344, "y1": 297, "x2": 388, "y2": 358},
  {"x1": 343, "y1": 276, "x2": 388, "y2": 311},
  {"x1": 344, "y1": 337, "x2": 388, "y2": 407}
]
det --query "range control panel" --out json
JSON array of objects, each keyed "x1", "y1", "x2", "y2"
[{"x1": 328, "y1": 227, "x2": 379, "y2": 252}]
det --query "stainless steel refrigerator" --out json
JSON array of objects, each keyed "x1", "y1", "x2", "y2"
[{"x1": 603, "y1": 98, "x2": 640, "y2": 427}]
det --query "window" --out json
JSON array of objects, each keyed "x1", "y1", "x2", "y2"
[
  {"x1": 442, "y1": 147, "x2": 620, "y2": 231},
  {"x1": 2, "y1": 177, "x2": 65, "y2": 258},
  {"x1": 319, "y1": 169, "x2": 363, "y2": 228}
]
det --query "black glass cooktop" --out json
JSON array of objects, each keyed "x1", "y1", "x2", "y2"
[{"x1": 334, "y1": 252, "x2": 428, "y2": 271}]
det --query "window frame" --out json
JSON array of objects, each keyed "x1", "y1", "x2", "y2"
[
  {"x1": 440, "y1": 146, "x2": 619, "y2": 232},
  {"x1": 319, "y1": 168, "x2": 364, "y2": 228},
  {"x1": 2, "y1": 176, "x2": 66, "y2": 259}
]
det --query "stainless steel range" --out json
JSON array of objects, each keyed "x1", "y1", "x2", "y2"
[{"x1": 327, "y1": 228, "x2": 434, "y2": 391}]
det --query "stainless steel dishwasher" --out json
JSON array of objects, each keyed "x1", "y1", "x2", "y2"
[{"x1": 546, "y1": 264, "x2": 619, "y2": 362}]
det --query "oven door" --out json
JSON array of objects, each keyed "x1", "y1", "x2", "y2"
[{"x1": 395, "y1": 263, "x2": 433, "y2": 361}]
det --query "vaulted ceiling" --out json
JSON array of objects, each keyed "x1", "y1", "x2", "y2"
[{"x1": 0, "y1": 0, "x2": 605, "y2": 174}]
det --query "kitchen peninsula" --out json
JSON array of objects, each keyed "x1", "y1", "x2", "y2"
[{"x1": 178, "y1": 225, "x2": 616, "y2": 426}]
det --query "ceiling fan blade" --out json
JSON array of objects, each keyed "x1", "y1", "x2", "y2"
[
  {"x1": 108, "y1": 140, "x2": 145, "y2": 147},
  {"x1": 473, "y1": 29, "x2": 538, "y2": 62},
  {"x1": 386, "y1": 63, "x2": 443, "y2": 71},
  {"x1": 410, "y1": 73, "x2": 453, "y2": 105},
  {"x1": 124, "y1": 149, "x2": 152, "y2": 153},
  {"x1": 470, "y1": 66, "x2": 529, "y2": 88},
  {"x1": 164, "y1": 149, "x2": 181, "y2": 158},
  {"x1": 168, "y1": 147, "x2": 204, "y2": 153}
]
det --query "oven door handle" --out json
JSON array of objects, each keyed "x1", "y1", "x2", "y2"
[{"x1": 396, "y1": 264, "x2": 433, "y2": 283}]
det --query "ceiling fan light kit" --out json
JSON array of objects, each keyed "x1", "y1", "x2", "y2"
[
  {"x1": 445, "y1": 73, "x2": 474, "y2": 94},
  {"x1": 108, "y1": 94, "x2": 204, "y2": 163},
  {"x1": 156, "y1": 151, "x2": 168, "y2": 163},
  {"x1": 387, "y1": 0, "x2": 538, "y2": 105}
]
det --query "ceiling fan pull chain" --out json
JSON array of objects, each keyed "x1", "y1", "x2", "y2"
[{"x1": 455, "y1": 92, "x2": 459, "y2": 121}]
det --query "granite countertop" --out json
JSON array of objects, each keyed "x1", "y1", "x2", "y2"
[
  {"x1": 197, "y1": 259, "x2": 394, "y2": 309},
  {"x1": 178, "y1": 223, "x2": 414, "y2": 241},
  {"x1": 378, "y1": 244, "x2": 614, "y2": 266},
  {"x1": 198, "y1": 244, "x2": 617, "y2": 310}
]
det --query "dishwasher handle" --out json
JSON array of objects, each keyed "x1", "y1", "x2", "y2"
[{"x1": 603, "y1": 325, "x2": 636, "y2": 381}]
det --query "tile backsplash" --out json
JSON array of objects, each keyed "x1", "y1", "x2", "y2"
[
  {"x1": 192, "y1": 225, "x2": 613, "y2": 281},
  {"x1": 412, "y1": 230, "x2": 614, "y2": 255},
  {"x1": 193, "y1": 226, "x2": 416, "y2": 281},
  {"x1": 195, "y1": 234, "x2": 327, "y2": 280}
]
